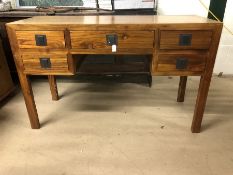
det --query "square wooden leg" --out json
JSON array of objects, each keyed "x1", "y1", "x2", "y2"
[
  {"x1": 48, "y1": 75, "x2": 59, "y2": 101},
  {"x1": 191, "y1": 75, "x2": 211, "y2": 133},
  {"x1": 18, "y1": 72, "x2": 40, "y2": 129},
  {"x1": 191, "y1": 26, "x2": 223, "y2": 133},
  {"x1": 177, "y1": 76, "x2": 187, "y2": 102}
]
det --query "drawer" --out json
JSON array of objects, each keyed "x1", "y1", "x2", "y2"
[
  {"x1": 22, "y1": 54, "x2": 71, "y2": 74},
  {"x1": 70, "y1": 31, "x2": 154, "y2": 50},
  {"x1": 155, "y1": 52, "x2": 206, "y2": 74},
  {"x1": 16, "y1": 31, "x2": 65, "y2": 49},
  {"x1": 160, "y1": 30, "x2": 212, "y2": 49}
]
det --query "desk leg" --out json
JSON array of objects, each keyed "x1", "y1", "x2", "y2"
[
  {"x1": 147, "y1": 74, "x2": 152, "y2": 87},
  {"x1": 177, "y1": 76, "x2": 187, "y2": 102},
  {"x1": 191, "y1": 26, "x2": 222, "y2": 133},
  {"x1": 18, "y1": 72, "x2": 40, "y2": 129},
  {"x1": 48, "y1": 75, "x2": 59, "y2": 101},
  {"x1": 191, "y1": 75, "x2": 211, "y2": 133}
]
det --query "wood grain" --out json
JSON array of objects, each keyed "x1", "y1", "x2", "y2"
[
  {"x1": 7, "y1": 26, "x2": 40, "y2": 129},
  {"x1": 65, "y1": 29, "x2": 76, "y2": 74},
  {"x1": 16, "y1": 31, "x2": 65, "y2": 49},
  {"x1": 21, "y1": 54, "x2": 70, "y2": 74},
  {"x1": 191, "y1": 25, "x2": 223, "y2": 133},
  {"x1": 156, "y1": 52, "x2": 206, "y2": 74},
  {"x1": 71, "y1": 31, "x2": 154, "y2": 50},
  {"x1": 7, "y1": 15, "x2": 219, "y2": 26},
  {"x1": 70, "y1": 48, "x2": 154, "y2": 55},
  {"x1": 160, "y1": 30, "x2": 212, "y2": 49}
]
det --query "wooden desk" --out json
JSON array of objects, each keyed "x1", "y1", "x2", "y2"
[{"x1": 6, "y1": 16, "x2": 223, "y2": 133}]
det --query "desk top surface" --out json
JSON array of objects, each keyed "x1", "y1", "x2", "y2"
[{"x1": 8, "y1": 15, "x2": 220, "y2": 25}]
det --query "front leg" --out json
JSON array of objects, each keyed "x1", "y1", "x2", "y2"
[
  {"x1": 191, "y1": 75, "x2": 211, "y2": 133},
  {"x1": 48, "y1": 75, "x2": 59, "y2": 101},
  {"x1": 18, "y1": 72, "x2": 40, "y2": 129},
  {"x1": 191, "y1": 25, "x2": 222, "y2": 133}
]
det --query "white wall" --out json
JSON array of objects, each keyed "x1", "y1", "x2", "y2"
[
  {"x1": 157, "y1": 0, "x2": 210, "y2": 17},
  {"x1": 214, "y1": 0, "x2": 233, "y2": 74}
]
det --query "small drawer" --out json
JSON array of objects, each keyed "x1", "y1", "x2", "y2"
[
  {"x1": 70, "y1": 31, "x2": 154, "y2": 50},
  {"x1": 160, "y1": 30, "x2": 212, "y2": 49},
  {"x1": 155, "y1": 52, "x2": 206, "y2": 74},
  {"x1": 16, "y1": 31, "x2": 65, "y2": 49},
  {"x1": 22, "y1": 54, "x2": 70, "y2": 74}
]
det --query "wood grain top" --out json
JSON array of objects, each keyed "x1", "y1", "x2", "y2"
[{"x1": 7, "y1": 15, "x2": 220, "y2": 25}]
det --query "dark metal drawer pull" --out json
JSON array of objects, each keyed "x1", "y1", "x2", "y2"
[
  {"x1": 176, "y1": 58, "x2": 188, "y2": 70},
  {"x1": 35, "y1": 34, "x2": 47, "y2": 46},
  {"x1": 40, "y1": 58, "x2": 51, "y2": 69},
  {"x1": 106, "y1": 34, "x2": 118, "y2": 46},
  {"x1": 179, "y1": 34, "x2": 192, "y2": 46}
]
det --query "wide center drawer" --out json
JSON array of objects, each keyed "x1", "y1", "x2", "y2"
[
  {"x1": 16, "y1": 31, "x2": 65, "y2": 49},
  {"x1": 70, "y1": 31, "x2": 154, "y2": 50},
  {"x1": 160, "y1": 30, "x2": 212, "y2": 49}
]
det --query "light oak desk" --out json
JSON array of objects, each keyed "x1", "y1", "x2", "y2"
[{"x1": 6, "y1": 16, "x2": 223, "y2": 133}]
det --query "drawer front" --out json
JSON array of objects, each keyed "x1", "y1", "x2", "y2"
[
  {"x1": 160, "y1": 30, "x2": 212, "y2": 49},
  {"x1": 156, "y1": 53, "x2": 206, "y2": 74},
  {"x1": 22, "y1": 54, "x2": 70, "y2": 74},
  {"x1": 70, "y1": 31, "x2": 154, "y2": 50},
  {"x1": 16, "y1": 31, "x2": 65, "y2": 49}
]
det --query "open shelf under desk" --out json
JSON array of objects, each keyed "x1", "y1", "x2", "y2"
[{"x1": 75, "y1": 54, "x2": 151, "y2": 75}]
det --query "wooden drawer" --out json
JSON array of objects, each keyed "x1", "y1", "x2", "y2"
[
  {"x1": 155, "y1": 52, "x2": 206, "y2": 75},
  {"x1": 16, "y1": 31, "x2": 65, "y2": 49},
  {"x1": 70, "y1": 31, "x2": 154, "y2": 50},
  {"x1": 22, "y1": 54, "x2": 71, "y2": 75},
  {"x1": 160, "y1": 30, "x2": 212, "y2": 49}
]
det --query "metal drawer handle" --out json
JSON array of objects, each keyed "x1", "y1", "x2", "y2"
[
  {"x1": 40, "y1": 58, "x2": 51, "y2": 69},
  {"x1": 106, "y1": 34, "x2": 118, "y2": 46},
  {"x1": 176, "y1": 58, "x2": 188, "y2": 70},
  {"x1": 35, "y1": 34, "x2": 47, "y2": 46},
  {"x1": 179, "y1": 34, "x2": 192, "y2": 46}
]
